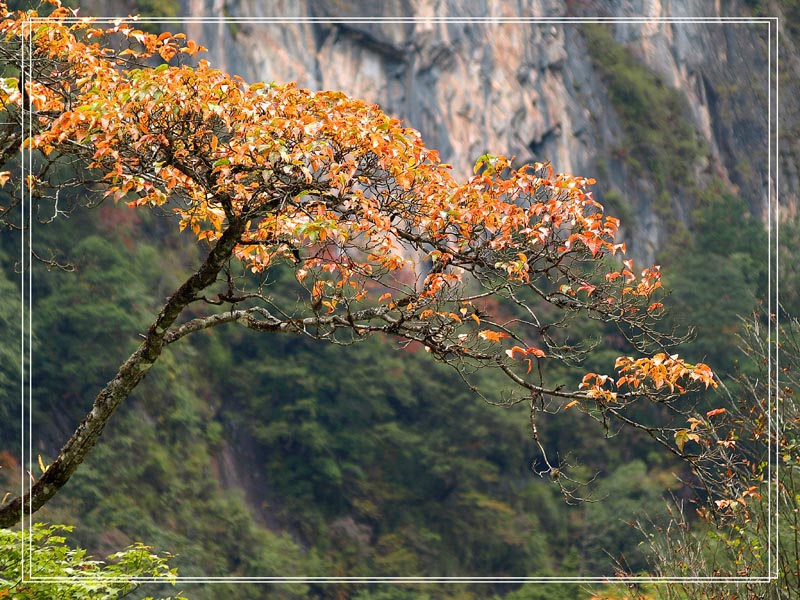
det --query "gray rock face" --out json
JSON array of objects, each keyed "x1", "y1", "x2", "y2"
[{"x1": 176, "y1": 0, "x2": 796, "y2": 262}]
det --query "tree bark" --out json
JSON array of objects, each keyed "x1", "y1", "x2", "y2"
[{"x1": 0, "y1": 218, "x2": 246, "y2": 528}]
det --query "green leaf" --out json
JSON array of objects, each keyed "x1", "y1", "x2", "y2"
[{"x1": 473, "y1": 153, "x2": 497, "y2": 174}]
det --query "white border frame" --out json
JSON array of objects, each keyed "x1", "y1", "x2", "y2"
[{"x1": 17, "y1": 11, "x2": 780, "y2": 587}]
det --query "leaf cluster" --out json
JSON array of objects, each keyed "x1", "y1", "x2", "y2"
[{"x1": 0, "y1": 523, "x2": 184, "y2": 600}]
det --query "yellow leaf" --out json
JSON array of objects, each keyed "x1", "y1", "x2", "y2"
[{"x1": 674, "y1": 429, "x2": 689, "y2": 453}]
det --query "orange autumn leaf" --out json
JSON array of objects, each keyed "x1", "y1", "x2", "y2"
[
  {"x1": 506, "y1": 346, "x2": 527, "y2": 359},
  {"x1": 479, "y1": 330, "x2": 511, "y2": 343}
]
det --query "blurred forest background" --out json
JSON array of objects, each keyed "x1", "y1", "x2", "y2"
[{"x1": 1, "y1": 1, "x2": 798, "y2": 599}]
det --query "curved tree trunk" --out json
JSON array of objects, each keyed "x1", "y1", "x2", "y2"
[{"x1": 0, "y1": 218, "x2": 245, "y2": 529}]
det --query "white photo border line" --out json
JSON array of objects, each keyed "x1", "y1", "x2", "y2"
[{"x1": 19, "y1": 13, "x2": 779, "y2": 585}]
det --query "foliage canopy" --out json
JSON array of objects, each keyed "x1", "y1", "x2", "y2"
[{"x1": 0, "y1": 0, "x2": 717, "y2": 532}]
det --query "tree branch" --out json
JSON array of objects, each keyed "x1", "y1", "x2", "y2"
[{"x1": 0, "y1": 218, "x2": 247, "y2": 528}]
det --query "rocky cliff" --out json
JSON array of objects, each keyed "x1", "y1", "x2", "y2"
[{"x1": 175, "y1": 0, "x2": 797, "y2": 264}]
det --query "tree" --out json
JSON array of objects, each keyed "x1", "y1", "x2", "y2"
[
  {"x1": 0, "y1": 1, "x2": 717, "y2": 528},
  {"x1": 628, "y1": 311, "x2": 797, "y2": 599},
  {"x1": 0, "y1": 523, "x2": 184, "y2": 599}
]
